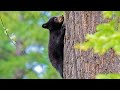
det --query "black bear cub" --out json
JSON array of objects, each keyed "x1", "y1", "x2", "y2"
[{"x1": 42, "y1": 15, "x2": 65, "y2": 77}]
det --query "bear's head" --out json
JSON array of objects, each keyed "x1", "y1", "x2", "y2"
[{"x1": 42, "y1": 15, "x2": 64, "y2": 31}]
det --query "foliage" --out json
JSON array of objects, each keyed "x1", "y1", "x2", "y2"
[
  {"x1": 96, "y1": 73, "x2": 120, "y2": 79},
  {"x1": 75, "y1": 11, "x2": 120, "y2": 55},
  {"x1": 0, "y1": 11, "x2": 64, "y2": 79}
]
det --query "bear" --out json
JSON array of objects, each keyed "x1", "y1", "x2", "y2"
[{"x1": 42, "y1": 15, "x2": 65, "y2": 78}]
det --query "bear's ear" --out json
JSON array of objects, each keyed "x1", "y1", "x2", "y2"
[{"x1": 42, "y1": 23, "x2": 48, "y2": 29}]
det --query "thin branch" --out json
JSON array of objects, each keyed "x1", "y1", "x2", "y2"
[{"x1": 0, "y1": 15, "x2": 16, "y2": 46}]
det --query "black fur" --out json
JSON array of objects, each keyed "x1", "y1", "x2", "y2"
[{"x1": 42, "y1": 15, "x2": 65, "y2": 77}]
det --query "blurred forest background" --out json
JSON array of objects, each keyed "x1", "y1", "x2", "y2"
[{"x1": 0, "y1": 11, "x2": 64, "y2": 79}]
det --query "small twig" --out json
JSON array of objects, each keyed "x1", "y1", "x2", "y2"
[{"x1": 0, "y1": 15, "x2": 16, "y2": 46}]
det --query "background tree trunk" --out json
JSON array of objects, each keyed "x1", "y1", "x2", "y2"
[{"x1": 64, "y1": 11, "x2": 120, "y2": 79}]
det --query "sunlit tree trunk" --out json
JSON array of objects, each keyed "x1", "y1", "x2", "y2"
[{"x1": 64, "y1": 11, "x2": 120, "y2": 79}]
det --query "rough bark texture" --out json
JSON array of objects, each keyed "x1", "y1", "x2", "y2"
[{"x1": 64, "y1": 11, "x2": 120, "y2": 79}]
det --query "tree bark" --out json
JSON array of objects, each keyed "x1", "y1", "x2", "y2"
[{"x1": 64, "y1": 11, "x2": 120, "y2": 79}]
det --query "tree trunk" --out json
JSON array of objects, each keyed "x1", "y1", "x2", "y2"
[{"x1": 64, "y1": 11, "x2": 120, "y2": 79}]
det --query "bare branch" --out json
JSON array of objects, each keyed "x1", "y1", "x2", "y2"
[{"x1": 0, "y1": 15, "x2": 16, "y2": 46}]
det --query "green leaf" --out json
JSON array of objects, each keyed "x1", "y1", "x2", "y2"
[
  {"x1": 103, "y1": 11, "x2": 113, "y2": 19},
  {"x1": 96, "y1": 73, "x2": 120, "y2": 79}
]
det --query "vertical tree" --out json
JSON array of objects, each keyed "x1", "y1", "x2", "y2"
[{"x1": 64, "y1": 11, "x2": 120, "y2": 79}]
